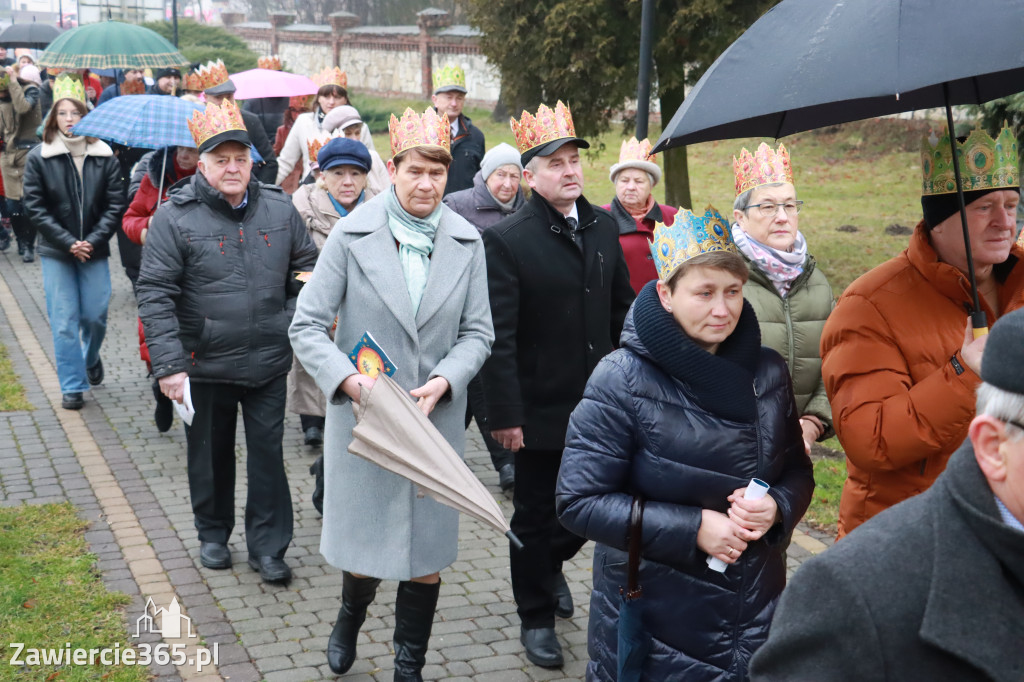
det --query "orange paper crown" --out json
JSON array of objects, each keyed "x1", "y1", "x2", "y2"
[
  {"x1": 307, "y1": 130, "x2": 342, "y2": 167},
  {"x1": 313, "y1": 67, "x2": 347, "y2": 89},
  {"x1": 188, "y1": 99, "x2": 247, "y2": 149},
  {"x1": 196, "y1": 59, "x2": 230, "y2": 91},
  {"x1": 510, "y1": 101, "x2": 577, "y2": 155},
  {"x1": 388, "y1": 107, "x2": 450, "y2": 157},
  {"x1": 120, "y1": 79, "x2": 145, "y2": 95},
  {"x1": 619, "y1": 137, "x2": 656, "y2": 164},
  {"x1": 182, "y1": 70, "x2": 204, "y2": 92},
  {"x1": 258, "y1": 55, "x2": 282, "y2": 71},
  {"x1": 733, "y1": 142, "x2": 793, "y2": 196}
]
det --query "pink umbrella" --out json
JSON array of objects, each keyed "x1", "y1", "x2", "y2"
[{"x1": 228, "y1": 68, "x2": 319, "y2": 100}]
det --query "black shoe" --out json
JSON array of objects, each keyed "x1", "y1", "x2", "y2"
[
  {"x1": 327, "y1": 572, "x2": 382, "y2": 674},
  {"x1": 248, "y1": 555, "x2": 291, "y2": 584},
  {"x1": 393, "y1": 580, "x2": 441, "y2": 682},
  {"x1": 199, "y1": 542, "x2": 231, "y2": 569},
  {"x1": 554, "y1": 572, "x2": 573, "y2": 619},
  {"x1": 61, "y1": 392, "x2": 84, "y2": 410},
  {"x1": 310, "y1": 455, "x2": 324, "y2": 515},
  {"x1": 16, "y1": 239, "x2": 25, "y2": 256},
  {"x1": 303, "y1": 426, "x2": 324, "y2": 446},
  {"x1": 153, "y1": 381, "x2": 173, "y2": 433},
  {"x1": 86, "y1": 358, "x2": 103, "y2": 386},
  {"x1": 498, "y1": 463, "x2": 515, "y2": 493},
  {"x1": 520, "y1": 627, "x2": 563, "y2": 668},
  {"x1": 21, "y1": 245, "x2": 33, "y2": 263}
]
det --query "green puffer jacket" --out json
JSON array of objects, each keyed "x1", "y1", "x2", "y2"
[{"x1": 742, "y1": 253, "x2": 835, "y2": 438}]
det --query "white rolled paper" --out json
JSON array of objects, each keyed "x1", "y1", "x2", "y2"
[{"x1": 707, "y1": 478, "x2": 770, "y2": 573}]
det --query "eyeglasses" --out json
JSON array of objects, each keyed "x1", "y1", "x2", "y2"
[{"x1": 745, "y1": 200, "x2": 804, "y2": 218}]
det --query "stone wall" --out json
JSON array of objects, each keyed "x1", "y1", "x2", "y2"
[{"x1": 225, "y1": 8, "x2": 501, "y2": 105}]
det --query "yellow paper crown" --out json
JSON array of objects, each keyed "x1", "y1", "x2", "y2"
[
  {"x1": 258, "y1": 55, "x2": 282, "y2": 71},
  {"x1": 733, "y1": 142, "x2": 794, "y2": 196},
  {"x1": 650, "y1": 205, "x2": 738, "y2": 281},
  {"x1": 120, "y1": 79, "x2": 145, "y2": 95},
  {"x1": 619, "y1": 137, "x2": 656, "y2": 164},
  {"x1": 510, "y1": 101, "x2": 577, "y2": 155},
  {"x1": 921, "y1": 124, "x2": 1019, "y2": 196},
  {"x1": 432, "y1": 64, "x2": 466, "y2": 91},
  {"x1": 188, "y1": 99, "x2": 247, "y2": 149},
  {"x1": 388, "y1": 107, "x2": 450, "y2": 157},
  {"x1": 313, "y1": 67, "x2": 347, "y2": 89},
  {"x1": 196, "y1": 59, "x2": 230, "y2": 91},
  {"x1": 53, "y1": 73, "x2": 86, "y2": 103}
]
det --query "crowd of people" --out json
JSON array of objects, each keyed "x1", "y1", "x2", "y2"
[{"x1": 2, "y1": 48, "x2": 1023, "y2": 682}]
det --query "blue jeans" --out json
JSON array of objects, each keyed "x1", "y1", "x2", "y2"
[{"x1": 40, "y1": 255, "x2": 111, "y2": 393}]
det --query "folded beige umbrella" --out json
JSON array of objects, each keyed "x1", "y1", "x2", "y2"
[{"x1": 348, "y1": 373, "x2": 524, "y2": 549}]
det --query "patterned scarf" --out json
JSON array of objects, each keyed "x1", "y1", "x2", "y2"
[
  {"x1": 732, "y1": 224, "x2": 808, "y2": 297},
  {"x1": 384, "y1": 186, "x2": 441, "y2": 314}
]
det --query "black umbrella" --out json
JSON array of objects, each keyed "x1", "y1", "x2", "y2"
[
  {"x1": 0, "y1": 22, "x2": 63, "y2": 49},
  {"x1": 654, "y1": 0, "x2": 1024, "y2": 334}
]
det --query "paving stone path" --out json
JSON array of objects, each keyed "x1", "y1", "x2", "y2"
[{"x1": 0, "y1": 247, "x2": 834, "y2": 681}]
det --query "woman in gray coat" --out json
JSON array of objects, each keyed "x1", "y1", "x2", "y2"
[{"x1": 289, "y1": 108, "x2": 493, "y2": 682}]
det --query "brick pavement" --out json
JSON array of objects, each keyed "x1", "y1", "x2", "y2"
[{"x1": 0, "y1": 246, "x2": 833, "y2": 681}]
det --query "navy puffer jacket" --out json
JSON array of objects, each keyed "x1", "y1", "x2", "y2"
[{"x1": 557, "y1": 282, "x2": 814, "y2": 682}]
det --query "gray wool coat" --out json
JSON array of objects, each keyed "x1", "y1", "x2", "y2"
[{"x1": 288, "y1": 191, "x2": 494, "y2": 580}]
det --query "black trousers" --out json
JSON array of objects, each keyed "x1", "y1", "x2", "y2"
[
  {"x1": 510, "y1": 448, "x2": 587, "y2": 629},
  {"x1": 465, "y1": 373, "x2": 513, "y2": 472},
  {"x1": 186, "y1": 374, "x2": 293, "y2": 558}
]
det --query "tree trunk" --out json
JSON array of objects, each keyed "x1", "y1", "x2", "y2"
[{"x1": 659, "y1": 84, "x2": 691, "y2": 209}]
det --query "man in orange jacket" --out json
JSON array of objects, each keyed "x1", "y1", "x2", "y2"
[{"x1": 821, "y1": 125, "x2": 1024, "y2": 538}]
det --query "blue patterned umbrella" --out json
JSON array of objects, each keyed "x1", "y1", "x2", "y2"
[{"x1": 73, "y1": 94, "x2": 203, "y2": 149}]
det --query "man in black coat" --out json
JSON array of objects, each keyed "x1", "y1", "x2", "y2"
[
  {"x1": 136, "y1": 101, "x2": 317, "y2": 585},
  {"x1": 482, "y1": 104, "x2": 635, "y2": 668},
  {"x1": 431, "y1": 65, "x2": 484, "y2": 196},
  {"x1": 750, "y1": 307, "x2": 1024, "y2": 682},
  {"x1": 203, "y1": 73, "x2": 279, "y2": 185}
]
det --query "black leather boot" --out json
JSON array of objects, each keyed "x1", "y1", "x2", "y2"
[
  {"x1": 327, "y1": 572, "x2": 381, "y2": 674},
  {"x1": 392, "y1": 580, "x2": 441, "y2": 682}
]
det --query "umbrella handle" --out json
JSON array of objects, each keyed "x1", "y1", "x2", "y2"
[
  {"x1": 505, "y1": 530, "x2": 525, "y2": 551},
  {"x1": 971, "y1": 310, "x2": 988, "y2": 339}
]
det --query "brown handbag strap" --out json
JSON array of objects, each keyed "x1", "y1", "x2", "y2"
[{"x1": 625, "y1": 496, "x2": 644, "y2": 599}]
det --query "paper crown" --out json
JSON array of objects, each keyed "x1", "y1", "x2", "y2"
[
  {"x1": 53, "y1": 73, "x2": 86, "y2": 103},
  {"x1": 181, "y1": 70, "x2": 204, "y2": 92},
  {"x1": 432, "y1": 64, "x2": 465, "y2": 91},
  {"x1": 388, "y1": 107, "x2": 450, "y2": 157},
  {"x1": 307, "y1": 130, "x2": 342, "y2": 167},
  {"x1": 289, "y1": 93, "x2": 314, "y2": 111},
  {"x1": 196, "y1": 59, "x2": 230, "y2": 91},
  {"x1": 921, "y1": 124, "x2": 1019, "y2": 196},
  {"x1": 188, "y1": 99, "x2": 247, "y2": 149},
  {"x1": 510, "y1": 101, "x2": 577, "y2": 155},
  {"x1": 650, "y1": 205, "x2": 738, "y2": 281},
  {"x1": 619, "y1": 137, "x2": 656, "y2": 164},
  {"x1": 313, "y1": 67, "x2": 347, "y2": 89},
  {"x1": 733, "y1": 142, "x2": 794, "y2": 196},
  {"x1": 120, "y1": 79, "x2": 145, "y2": 95},
  {"x1": 258, "y1": 55, "x2": 282, "y2": 71}
]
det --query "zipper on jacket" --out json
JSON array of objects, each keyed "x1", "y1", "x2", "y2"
[
  {"x1": 783, "y1": 297, "x2": 795, "y2": 368},
  {"x1": 65, "y1": 155, "x2": 85, "y2": 240},
  {"x1": 599, "y1": 252, "x2": 605, "y2": 287}
]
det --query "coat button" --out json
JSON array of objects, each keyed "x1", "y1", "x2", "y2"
[
  {"x1": 585, "y1": 287, "x2": 590, "y2": 293},
  {"x1": 588, "y1": 342, "x2": 594, "y2": 351}
]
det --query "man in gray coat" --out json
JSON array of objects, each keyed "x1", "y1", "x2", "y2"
[
  {"x1": 750, "y1": 307, "x2": 1024, "y2": 682},
  {"x1": 137, "y1": 100, "x2": 317, "y2": 585}
]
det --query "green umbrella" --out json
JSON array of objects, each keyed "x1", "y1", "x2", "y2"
[{"x1": 37, "y1": 21, "x2": 190, "y2": 70}]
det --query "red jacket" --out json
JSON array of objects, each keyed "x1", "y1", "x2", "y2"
[
  {"x1": 603, "y1": 198, "x2": 677, "y2": 294},
  {"x1": 122, "y1": 158, "x2": 196, "y2": 245}
]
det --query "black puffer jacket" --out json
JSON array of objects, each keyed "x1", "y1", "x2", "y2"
[
  {"x1": 557, "y1": 283, "x2": 815, "y2": 681},
  {"x1": 136, "y1": 173, "x2": 318, "y2": 386},
  {"x1": 23, "y1": 136, "x2": 126, "y2": 261}
]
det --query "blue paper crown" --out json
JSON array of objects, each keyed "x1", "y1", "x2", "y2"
[{"x1": 650, "y1": 205, "x2": 738, "y2": 281}]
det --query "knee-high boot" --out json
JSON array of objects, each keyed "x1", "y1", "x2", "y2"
[
  {"x1": 392, "y1": 580, "x2": 441, "y2": 682},
  {"x1": 327, "y1": 572, "x2": 381, "y2": 674},
  {"x1": 11, "y1": 213, "x2": 35, "y2": 261}
]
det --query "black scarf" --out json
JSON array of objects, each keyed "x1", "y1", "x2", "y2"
[{"x1": 632, "y1": 280, "x2": 760, "y2": 423}]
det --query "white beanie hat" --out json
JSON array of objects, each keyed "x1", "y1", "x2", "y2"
[{"x1": 480, "y1": 143, "x2": 522, "y2": 181}]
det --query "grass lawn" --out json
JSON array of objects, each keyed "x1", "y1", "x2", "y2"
[
  {"x1": 0, "y1": 503, "x2": 148, "y2": 682},
  {"x1": 0, "y1": 342, "x2": 31, "y2": 412}
]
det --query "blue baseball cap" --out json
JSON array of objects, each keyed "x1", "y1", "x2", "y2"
[{"x1": 317, "y1": 137, "x2": 372, "y2": 173}]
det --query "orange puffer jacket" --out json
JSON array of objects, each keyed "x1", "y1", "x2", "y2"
[{"x1": 821, "y1": 221, "x2": 1024, "y2": 537}]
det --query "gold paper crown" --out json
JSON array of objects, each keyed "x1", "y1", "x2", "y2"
[
  {"x1": 432, "y1": 64, "x2": 465, "y2": 91},
  {"x1": 120, "y1": 79, "x2": 145, "y2": 95},
  {"x1": 258, "y1": 55, "x2": 282, "y2": 71},
  {"x1": 196, "y1": 60, "x2": 230, "y2": 91},
  {"x1": 188, "y1": 99, "x2": 247, "y2": 149},
  {"x1": 289, "y1": 93, "x2": 314, "y2": 111},
  {"x1": 182, "y1": 70, "x2": 203, "y2": 92},
  {"x1": 388, "y1": 107, "x2": 450, "y2": 157},
  {"x1": 733, "y1": 142, "x2": 794, "y2": 196},
  {"x1": 921, "y1": 124, "x2": 1019, "y2": 196},
  {"x1": 650, "y1": 205, "x2": 738, "y2": 281},
  {"x1": 619, "y1": 137, "x2": 656, "y2": 164},
  {"x1": 510, "y1": 101, "x2": 577, "y2": 155},
  {"x1": 307, "y1": 130, "x2": 342, "y2": 166},
  {"x1": 313, "y1": 67, "x2": 347, "y2": 89},
  {"x1": 53, "y1": 73, "x2": 86, "y2": 103}
]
